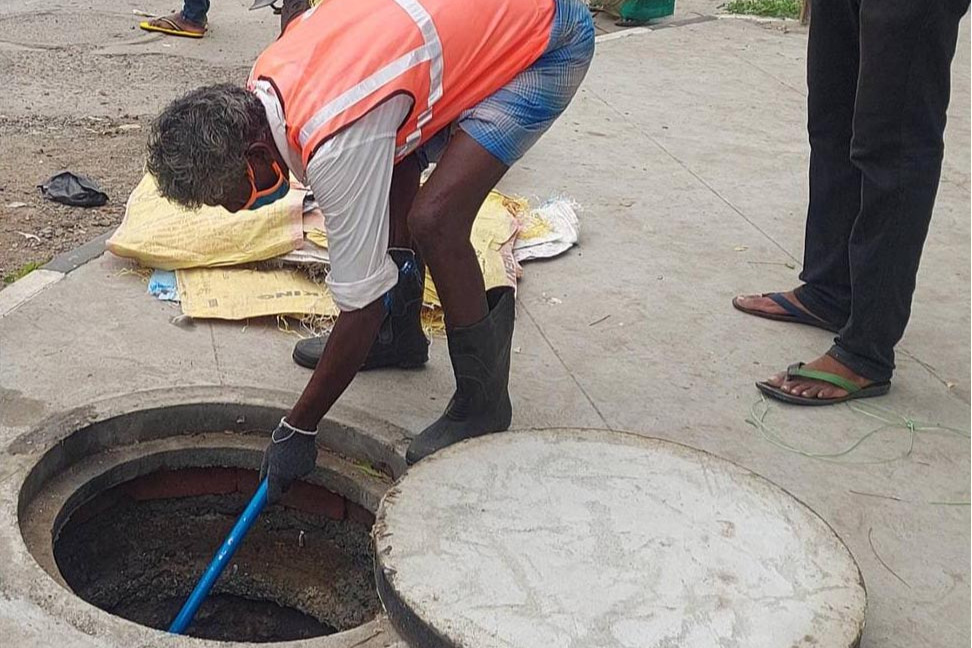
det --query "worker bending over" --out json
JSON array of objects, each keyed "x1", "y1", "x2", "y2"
[{"x1": 147, "y1": 0, "x2": 594, "y2": 501}]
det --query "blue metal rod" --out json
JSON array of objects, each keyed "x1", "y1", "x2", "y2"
[{"x1": 168, "y1": 478, "x2": 270, "y2": 634}]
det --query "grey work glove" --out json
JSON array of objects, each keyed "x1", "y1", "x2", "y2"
[{"x1": 259, "y1": 418, "x2": 318, "y2": 505}]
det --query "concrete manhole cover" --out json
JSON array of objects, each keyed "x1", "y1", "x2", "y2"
[{"x1": 375, "y1": 428, "x2": 866, "y2": 648}]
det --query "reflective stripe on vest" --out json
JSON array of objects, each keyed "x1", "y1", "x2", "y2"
[
  {"x1": 251, "y1": 79, "x2": 305, "y2": 182},
  {"x1": 298, "y1": 0, "x2": 443, "y2": 159}
]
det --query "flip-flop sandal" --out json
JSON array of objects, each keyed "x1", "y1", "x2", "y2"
[
  {"x1": 139, "y1": 16, "x2": 206, "y2": 38},
  {"x1": 756, "y1": 362, "x2": 891, "y2": 406},
  {"x1": 732, "y1": 292, "x2": 840, "y2": 333}
]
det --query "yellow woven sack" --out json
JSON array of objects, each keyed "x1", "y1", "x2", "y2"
[
  {"x1": 177, "y1": 266, "x2": 339, "y2": 320},
  {"x1": 107, "y1": 173, "x2": 305, "y2": 270}
]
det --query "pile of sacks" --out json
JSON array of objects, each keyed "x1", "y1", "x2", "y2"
[{"x1": 108, "y1": 173, "x2": 580, "y2": 324}]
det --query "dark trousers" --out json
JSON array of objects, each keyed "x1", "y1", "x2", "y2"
[
  {"x1": 181, "y1": 0, "x2": 210, "y2": 25},
  {"x1": 793, "y1": 0, "x2": 968, "y2": 382}
]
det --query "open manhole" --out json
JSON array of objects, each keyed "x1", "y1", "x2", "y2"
[
  {"x1": 54, "y1": 466, "x2": 377, "y2": 642},
  {"x1": 17, "y1": 399, "x2": 403, "y2": 645}
]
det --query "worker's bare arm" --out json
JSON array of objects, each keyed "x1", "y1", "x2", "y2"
[
  {"x1": 286, "y1": 300, "x2": 386, "y2": 430},
  {"x1": 257, "y1": 297, "x2": 385, "y2": 505}
]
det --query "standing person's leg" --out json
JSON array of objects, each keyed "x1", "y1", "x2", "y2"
[
  {"x1": 830, "y1": 0, "x2": 968, "y2": 380},
  {"x1": 792, "y1": 0, "x2": 862, "y2": 322},
  {"x1": 733, "y1": 0, "x2": 861, "y2": 326},
  {"x1": 181, "y1": 0, "x2": 211, "y2": 26},
  {"x1": 761, "y1": 0, "x2": 969, "y2": 403}
]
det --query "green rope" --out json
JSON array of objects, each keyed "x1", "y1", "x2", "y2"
[
  {"x1": 746, "y1": 396, "x2": 970, "y2": 466},
  {"x1": 746, "y1": 397, "x2": 970, "y2": 505}
]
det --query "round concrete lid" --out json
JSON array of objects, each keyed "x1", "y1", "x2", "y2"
[{"x1": 374, "y1": 429, "x2": 865, "y2": 648}]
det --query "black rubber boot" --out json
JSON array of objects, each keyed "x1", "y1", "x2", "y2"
[
  {"x1": 406, "y1": 287, "x2": 515, "y2": 464},
  {"x1": 292, "y1": 248, "x2": 429, "y2": 370}
]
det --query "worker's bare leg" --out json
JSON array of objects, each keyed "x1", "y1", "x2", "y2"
[
  {"x1": 389, "y1": 155, "x2": 421, "y2": 247},
  {"x1": 409, "y1": 132, "x2": 508, "y2": 327},
  {"x1": 406, "y1": 132, "x2": 513, "y2": 463}
]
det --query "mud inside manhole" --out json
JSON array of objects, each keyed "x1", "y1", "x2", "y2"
[{"x1": 53, "y1": 466, "x2": 379, "y2": 643}]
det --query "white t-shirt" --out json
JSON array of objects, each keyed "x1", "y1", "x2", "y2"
[{"x1": 257, "y1": 90, "x2": 413, "y2": 312}]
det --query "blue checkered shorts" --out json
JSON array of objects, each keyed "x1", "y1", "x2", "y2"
[{"x1": 419, "y1": 0, "x2": 595, "y2": 167}]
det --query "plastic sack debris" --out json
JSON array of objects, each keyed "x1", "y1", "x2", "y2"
[
  {"x1": 177, "y1": 266, "x2": 338, "y2": 320},
  {"x1": 39, "y1": 171, "x2": 108, "y2": 207},
  {"x1": 114, "y1": 172, "x2": 576, "y2": 322},
  {"x1": 514, "y1": 197, "x2": 580, "y2": 262},
  {"x1": 148, "y1": 269, "x2": 180, "y2": 302}
]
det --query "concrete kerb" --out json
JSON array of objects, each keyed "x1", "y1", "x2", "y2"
[
  {"x1": 0, "y1": 385, "x2": 413, "y2": 648},
  {"x1": 592, "y1": 13, "x2": 716, "y2": 43},
  {"x1": 41, "y1": 229, "x2": 114, "y2": 274},
  {"x1": 716, "y1": 13, "x2": 806, "y2": 26},
  {"x1": 0, "y1": 230, "x2": 113, "y2": 319},
  {"x1": 0, "y1": 269, "x2": 65, "y2": 318}
]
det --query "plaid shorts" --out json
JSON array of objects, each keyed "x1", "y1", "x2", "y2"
[{"x1": 419, "y1": 0, "x2": 595, "y2": 167}]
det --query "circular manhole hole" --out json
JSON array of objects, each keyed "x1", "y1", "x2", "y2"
[
  {"x1": 18, "y1": 398, "x2": 401, "y2": 645},
  {"x1": 54, "y1": 465, "x2": 377, "y2": 642}
]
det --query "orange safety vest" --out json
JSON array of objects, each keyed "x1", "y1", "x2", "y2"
[{"x1": 248, "y1": 0, "x2": 555, "y2": 169}]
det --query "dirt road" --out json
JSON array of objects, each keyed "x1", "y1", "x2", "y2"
[{"x1": 0, "y1": 0, "x2": 271, "y2": 283}]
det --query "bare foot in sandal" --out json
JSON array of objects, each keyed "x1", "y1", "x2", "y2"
[
  {"x1": 140, "y1": 12, "x2": 207, "y2": 38},
  {"x1": 734, "y1": 290, "x2": 811, "y2": 318},
  {"x1": 732, "y1": 289, "x2": 840, "y2": 332},
  {"x1": 763, "y1": 354, "x2": 874, "y2": 400}
]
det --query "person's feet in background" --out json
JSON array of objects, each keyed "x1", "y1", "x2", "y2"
[{"x1": 140, "y1": 0, "x2": 210, "y2": 38}]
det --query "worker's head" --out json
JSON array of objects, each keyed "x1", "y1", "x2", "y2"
[{"x1": 147, "y1": 84, "x2": 289, "y2": 213}]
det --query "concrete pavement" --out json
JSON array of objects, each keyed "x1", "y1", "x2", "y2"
[{"x1": 0, "y1": 3, "x2": 969, "y2": 647}]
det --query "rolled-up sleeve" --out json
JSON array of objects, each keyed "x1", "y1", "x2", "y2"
[{"x1": 304, "y1": 96, "x2": 411, "y2": 312}]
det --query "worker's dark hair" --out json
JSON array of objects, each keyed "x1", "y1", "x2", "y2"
[{"x1": 147, "y1": 83, "x2": 269, "y2": 209}]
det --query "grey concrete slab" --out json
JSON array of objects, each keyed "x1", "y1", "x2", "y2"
[
  {"x1": 581, "y1": 20, "x2": 814, "y2": 259},
  {"x1": 376, "y1": 429, "x2": 866, "y2": 648},
  {"x1": 578, "y1": 17, "x2": 971, "y2": 398},
  {"x1": 0, "y1": 269, "x2": 63, "y2": 318},
  {"x1": 501, "y1": 83, "x2": 810, "y2": 434},
  {"x1": 943, "y1": 18, "x2": 971, "y2": 192},
  {"x1": 204, "y1": 280, "x2": 609, "y2": 436},
  {"x1": 498, "y1": 19, "x2": 969, "y2": 648},
  {"x1": 0, "y1": 254, "x2": 221, "y2": 427}
]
